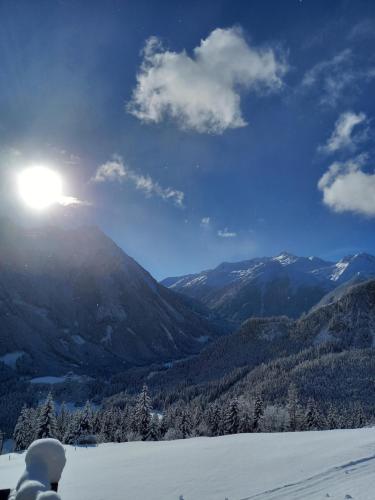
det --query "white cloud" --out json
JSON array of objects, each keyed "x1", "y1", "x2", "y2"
[
  {"x1": 200, "y1": 217, "x2": 210, "y2": 227},
  {"x1": 218, "y1": 227, "x2": 237, "y2": 238},
  {"x1": 348, "y1": 19, "x2": 375, "y2": 40},
  {"x1": 318, "y1": 155, "x2": 375, "y2": 216},
  {"x1": 93, "y1": 157, "x2": 184, "y2": 207},
  {"x1": 127, "y1": 27, "x2": 288, "y2": 134},
  {"x1": 321, "y1": 111, "x2": 367, "y2": 153},
  {"x1": 58, "y1": 196, "x2": 89, "y2": 207},
  {"x1": 93, "y1": 159, "x2": 127, "y2": 182},
  {"x1": 301, "y1": 49, "x2": 375, "y2": 106}
]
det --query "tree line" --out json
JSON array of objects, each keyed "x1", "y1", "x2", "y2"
[{"x1": 12, "y1": 383, "x2": 370, "y2": 451}]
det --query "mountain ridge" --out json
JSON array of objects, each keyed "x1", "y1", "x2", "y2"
[{"x1": 161, "y1": 251, "x2": 375, "y2": 321}]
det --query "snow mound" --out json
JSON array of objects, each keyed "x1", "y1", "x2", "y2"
[
  {"x1": 36, "y1": 493, "x2": 61, "y2": 500},
  {"x1": 24, "y1": 439, "x2": 66, "y2": 484},
  {"x1": 9, "y1": 480, "x2": 47, "y2": 500},
  {"x1": 9, "y1": 439, "x2": 66, "y2": 500}
]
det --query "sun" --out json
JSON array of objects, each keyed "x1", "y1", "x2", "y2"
[{"x1": 18, "y1": 166, "x2": 63, "y2": 210}]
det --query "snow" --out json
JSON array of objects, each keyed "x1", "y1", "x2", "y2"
[
  {"x1": 9, "y1": 439, "x2": 65, "y2": 500},
  {"x1": 173, "y1": 274, "x2": 208, "y2": 289},
  {"x1": 272, "y1": 252, "x2": 299, "y2": 266},
  {"x1": 30, "y1": 377, "x2": 67, "y2": 385},
  {"x1": 0, "y1": 351, "x2": 25, "y2": 368},
  {"x1": 330, "y1": 261, "x2": 349, "y2": 282},
  {"x1": 30, "y1": 374, "x2": 89, "y2": 385},
  {"x1": 101, "y1": 326, "x2": 112, "y2": 344},
  {"x1": 313, "y1": 327, "x2": 335, "y2": 345},
  {"x1": 126, "y1": 327, "x2": 137, "y2": 336},
  {"x1": 196, "y1": 335, "x2": 209, "y2": 343},
  {"x1": 24, "y1": 440, "x2": 66, "y2": 484},
  {"x1": 161, "y1": 324, "x2": 177, "y2": 347},
  {"x1": 71, "y1": 335, "x2": 85, "y2": 346},
  {"x1": 36, "y1": 493, "x2": 61, "y2": 500},
  {"x1": 1, "y1": 429, "x2": 375, "y2": 499}
]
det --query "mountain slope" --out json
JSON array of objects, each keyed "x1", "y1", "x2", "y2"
[
  {"x1": 162, "y1": 252, "x2": 375, "y2": 321},
  {"x1": 134, "y1": 279, "x2": 375, "y2": 403},
  {"x1": 0, "y1": 220, "x2": 219, "y2": 377}
]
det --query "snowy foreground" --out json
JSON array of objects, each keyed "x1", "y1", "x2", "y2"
[{"x1": 1, "y1": 428, "x2": 375, "y2": 500}]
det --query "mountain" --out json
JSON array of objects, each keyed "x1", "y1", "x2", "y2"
[
  {"x1": 0, "y1": 220, "x2": 220, "y2": 378},
  {"x1": 162, "y1": 252, "x2": 375, "y2": 321},
  {"x1": 128, "y1": 279, "x2": 375, "y2": 410}
]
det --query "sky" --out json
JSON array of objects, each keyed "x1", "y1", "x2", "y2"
[{"x1": 1, "y1": 0, "x2": 375, "y2": 280}]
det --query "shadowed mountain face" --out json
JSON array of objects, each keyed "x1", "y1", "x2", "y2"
[
  {"x1": 162, "y1": 252, "x2": 375, "y2": 322},
  {"x1": 0, "y1": 220, "x2": 219, "y2": 377}
]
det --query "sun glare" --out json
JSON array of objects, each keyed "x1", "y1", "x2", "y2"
[{"x1": 18, "y1": 166, "x2": 63, "y2": 210}]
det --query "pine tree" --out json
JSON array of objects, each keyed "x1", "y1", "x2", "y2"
[
  {"x1": 239, "y1": 407, "x2": 253, "y2": 433},
  {"x1": 63, "y1": 412, "x2": 80, "y2": 445},
  {"x1": 100, "y1": 408, "x2": 116, "y2": 442},
  {"x1": 158, "y1": 413, "x2": 169, "y2": 439},
  {"x1": 352, "y1": 402, "x2": 366, "y2": 428},
  {"x1": 92, "y1": 409, "x2": 103, "y2": 435},
  {"x1": 13, "y1": 405, "x2": 35, "y2": 451},
  {"x1": 76, "y1": 401, "x2": 93, "y2": 440},
  {"x1": 134, "y1": 385, "x2": 152, "y2": 441},
  {"x1": 207, "y1": 403, "x2": 221, "y2": 437},
  {"x1": 287, "y1": 383, "x2": 300, "y2": 431},
  {"x1": 35, "y1": 393, "x2": 58, "y2": 440},
  {"x1": 178, "y1": 410, "x2": 192, "y2": 439},
  {"x1": 57, "y1": 402, "x2": 69, "y2": 441},
  {"x1": 303, "y1": 398, "x2": 323, "y2": 431},
  {"x1": 224, "y1": 398, "x2": 240, "y2": 435},
  {"x1": 253, "y1": 394, "x2": 264, "y2": 432},
  {"x1": 149, "y1": 413, "x2": 160, "y2": 441},
  {"x1": 326, "y1": 404, "x2": 339, "y2": 430}
]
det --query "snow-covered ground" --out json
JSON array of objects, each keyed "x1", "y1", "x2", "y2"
[{"x1": 1, "y1": 428, "x2": 375, "y2": 500}]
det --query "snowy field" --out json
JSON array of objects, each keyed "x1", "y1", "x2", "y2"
[{"x1": 1, "y1": 428, "x2": 375, "y2": 500}]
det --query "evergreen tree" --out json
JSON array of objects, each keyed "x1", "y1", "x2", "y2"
[
  {"x1": 303, "y1": 398, "x2": 323, "y2": 431},
  {"x1": 57, "y1": 402, "x2": 69, "y2": 441},
  {"x1": 326, "y1": 404, "x2": 339, "y2": 430},
  {"x1": 92, "y1": 408, "x2": 103, "y2": 435},
  {"x1": 35, "y1": 392, "x2": 58, "y2": 440},
  {"x1": 287, "y1": 383, "x2": 300, "y2": 431},
  {"x1": 253, "y1": 394, "x2": 264, "y2": 432},
  {"x1": 207, "y1": 403, "x2": 221, "y2": 437},
  {"x1": 100, "y1": 408, "x2": 116, "y2": 442},
  {"x1": 134, "y1": 385, "x2": 152, "y2": 441},
  {"x1": 239, "y1": 407, "x2": 253, "y2": 433},
  {"x1": 63, "y1": 412, "x2": 80, "y2": 445},
  {"x1": 224, "y1": 398, "x2": 240, "y2": 435},
  {"x1": 158, "y1": 413, "x2": 169, "y2": 439},
  {"x1": 76, "y1": 401, "x2": 93, "y2": 439},
  {"x1": 149, "y1": 413, "x2": 160, "y2": 441},
  {"x1": 13, "y1": 405, "x2": 35, "y2": 451},
  {"x1": 352, "y1": 402, "x2": 366, "y2": 428},
  {"x1": 178, "y1": 410, "x2": 192, "y2": 439}
]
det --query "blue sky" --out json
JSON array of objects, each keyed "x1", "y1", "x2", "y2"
[{"x1": 1, "y1": 0, "x2": 375, "y2": 279}]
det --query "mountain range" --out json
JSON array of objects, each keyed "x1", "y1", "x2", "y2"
[
  {"x1": 0, "y1": 220, "x2": 375, "y2": 434},
  {"x1": 162, "y1": 252, "x2": 375, "y2": 321}
]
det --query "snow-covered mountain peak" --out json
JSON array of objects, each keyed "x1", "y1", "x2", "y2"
[
  {"x1": 272, "y1": 252, "x2": 299, "y2": 266},
  {"x1": 162, "y1": 251, "x2": 375, "y2": 321}
]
